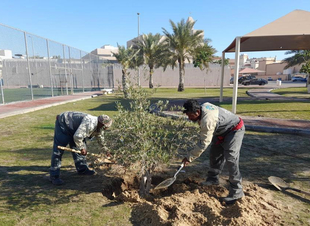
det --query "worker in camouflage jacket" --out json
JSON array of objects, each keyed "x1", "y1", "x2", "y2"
[
  {"x1": 182, "y1": 99, "x2": 245, "y2": 205},
  {"x1": 49, "y1": 111, "x2": 112, "y2": 185}
]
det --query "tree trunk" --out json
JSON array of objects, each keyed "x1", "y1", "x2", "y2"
[
  {"x1": 307, "y1": 74, "x2": 310, "y2": 93},
  {"x1": 122, "y1": 69, "x2": 129, "y2": 98},
  {"x1": 138, "y1": 170, "x2": 152, "y2": 198},
  {"x1": 149, "y1": 67, "x2": 154, "y2": 89},
  {"x1": 178, "y1": 61, "x2": 185, "y2": 92}
]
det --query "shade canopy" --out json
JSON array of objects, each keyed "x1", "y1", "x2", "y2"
[
  {"x1": 224, "y1": 9, "x2": 310, "y2": 53},
  {"x1": 220, "y1": 9, "x2": 310, "y2": 113},
  {"x1": 239, "y1": 68, "x2": 265, "y2": 74}
]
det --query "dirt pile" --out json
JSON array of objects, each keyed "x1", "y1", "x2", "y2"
[
  {"x1": 101, "y1": 171, "x2": 286, "y2": 226},
  {"x1": 129, "y1": 184, "x2": 284, "y2": 226}
]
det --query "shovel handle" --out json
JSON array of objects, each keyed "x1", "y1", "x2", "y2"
[
  {"x1": 173, "y1": 163, "x2": 184, "y2": 178},
  {"x1": 300, "y1": 190, "x2": 310, "y2": 196},
  {"x1": 57, "y1": 146, "x2": 81, "y2": 154},
  {"x1": 289, "y1": 187, "x2": 310, "y2": 196},
  {"x1": 57, "y1": 146, "x2": 115, "y2": 164}
]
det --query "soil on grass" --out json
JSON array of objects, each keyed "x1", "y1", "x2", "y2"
[
  {"x1": 87, "y1": 127, "x2": 310, "y2": 225},
  {"x1": 96, "y1": 164, "x2": 286, "y2": 226}
]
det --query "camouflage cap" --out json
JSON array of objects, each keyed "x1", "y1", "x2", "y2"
[{"x1": 98, "y1": 114, "x2": 112, "y2": 128}]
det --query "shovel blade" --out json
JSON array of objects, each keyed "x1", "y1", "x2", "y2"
[
  {"x1": 268, "y1": 176, "x2": 289, "y2": 191},
  {"x1": 154, "y1": 177, "x2": 176, "y2": 190}
]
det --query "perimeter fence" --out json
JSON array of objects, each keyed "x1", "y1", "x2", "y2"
[{"x1": 0, "y1": 23, "x2": 114, "y2": 104}]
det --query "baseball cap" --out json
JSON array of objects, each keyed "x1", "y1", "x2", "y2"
[{"x1": 98, "y1": 114, "x2": 112, "y2": 128}]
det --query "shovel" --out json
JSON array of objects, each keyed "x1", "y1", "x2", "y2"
[
  {"x1": 154, "y1": 163, "x2": 184, "y2": 190},
  {"x1": 268, "y1": 176, "x2": 310, "y2": 196},
  {"x1": 57, "y1": 146, "x2": 115, "y2": 164}
]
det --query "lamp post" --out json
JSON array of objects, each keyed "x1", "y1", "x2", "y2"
[{"x1": 137, "y1": 12, "x2": 140, "y2": 86}]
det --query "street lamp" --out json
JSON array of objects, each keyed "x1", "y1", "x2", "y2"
[
  {"x1": 137, "y1": 13, "x2": 140, "y2": 37},
  {"x1": 137, "y1": 12, "x2": 140, "y2": 86}
]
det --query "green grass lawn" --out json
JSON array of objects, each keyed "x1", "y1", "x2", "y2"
[
  {"x1": 149, "y1": 87, "x2": 310, "y2": 120},
  {"x1": 152, "y1": 87, "x2": 250, "y2": 98},
  {"x1": 0, "y1": 87, "x2": 309, "y2": 225},
  {"x1": 272, "y1": 87, "x2": 310, "y2": 98}
]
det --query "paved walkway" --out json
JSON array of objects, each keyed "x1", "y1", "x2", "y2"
[
  {"x1": 0, "y1": 88, "x2": 309, "y2": 136},
  {"x1": 247, "y1": 88, "x2": 310, "y2": 101},
  {"x1": 0, "y1": 91, "x2": 102, "y2": 119},
  {"x1": 243, "y1": 88, "x2": 310, "y2": 135}
]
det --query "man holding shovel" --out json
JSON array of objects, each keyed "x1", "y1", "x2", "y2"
[
  {"x1": 49, "y1": 111, "x2": 112, "y2": 185},
  {"x1": 182, "y1": 99, "x2": 245, "y2": 205}
]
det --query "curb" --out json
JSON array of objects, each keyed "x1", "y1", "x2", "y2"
[{"x1": 245, "y1": 125, "x2": 310, "y2": 137}]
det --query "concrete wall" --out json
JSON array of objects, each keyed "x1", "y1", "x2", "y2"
[{"x1": 113, "y1": 63, "x2": 231, "y2": 88}]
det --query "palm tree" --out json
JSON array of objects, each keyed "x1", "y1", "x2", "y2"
[
  {"x1": 112, "y1": 44, "x2": 139, "y2": 98},
  {"x1": 162, "y1": 18, "x2": 204, "y2": 91},
  {"x1": 282, "y1": 50, "x2": 310, "y2": 91},
  {"x1": 134, "y1": 33, "x2": 167, "y2": 88}
]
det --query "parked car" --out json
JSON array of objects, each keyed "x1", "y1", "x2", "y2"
[
  {"x1": 241, "y1": 78, "x2": 268, "y2": 86},
  {"x1": 230, "y1": 75, "x2": 256, "y2": 84},
  {"x1": 267, "y1": 77, "x2": 273, "y2": 81},
  {"x1": 230, "y1": 77, "x2": 234, "y2": 84},
  {"x1": 238, "y1": 75, "x2": 256, "y2": 84},
  {"x1": 291, "y1": 76, "x2": 307, "y2": 82}
]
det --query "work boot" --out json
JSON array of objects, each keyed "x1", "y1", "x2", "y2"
[
  {"x1": 220, "y1": 190, "x2": 244, "y2": 205},
  {"x1": 78, "y1": 168, "x2": 96, "y2": 175},
  {"x1": 201, "y1": 177, "x2": 220, "y2": 186},
  {"x1": 49, "y1": 176, "x2": 64, "y2": 185}
]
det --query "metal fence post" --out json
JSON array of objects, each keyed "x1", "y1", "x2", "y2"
[
  {"x1": 24, "y1": 32, "x2": 34, "y2": 100},
  {"x1": 0, "y1": 77, "x2": 4, "y2": 104},
  {"x1": 80, "y1": 50, "x2": 84, "y2": 92},
  {"x1": 97, "y1": 55, "x2": 100, "y2": 89},
  {"x1": 89, "y1": 53, "x2": 92, "y2": 90},
  {"x1": 46, "y1": 39, "x2": 54, "y2": 97},
  {"x1": 63, "y1": 45, "x2": 68, "y2": 95},
  {"x1": 68, "y1": 47, "x2": 73, "y2": 94}
]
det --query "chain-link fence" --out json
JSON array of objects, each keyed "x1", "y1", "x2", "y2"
[{"x1": 0, "y1": 23, "x2": 113, "y2": 104}]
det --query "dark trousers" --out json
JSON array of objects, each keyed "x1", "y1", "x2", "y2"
[
  {"x1": 207, "y1": 125, "x2": 245, "y2": 198},
  {"x1": 50, "y1": 120, "x2": 88, "y2": 177}
]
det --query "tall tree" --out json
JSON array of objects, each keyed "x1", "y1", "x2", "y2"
[
  {"x1": 162, "y1": 18, "x2": 204, "y2": 91},
  {"x1": 282, "y1": 50, "x2": 310, "y2": 91},
  {"x1": 134, "y1": 33, "x2": 167, "y2": 88},
  {"x1": 112, "y1": 44, "x2": 139, "y2": 98},
  {"x1": 193, "y1": 39, "x2": 217, "y2": 71}
]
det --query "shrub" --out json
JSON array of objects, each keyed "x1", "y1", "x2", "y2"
[{"x1": 101, "y1": 82, "x2": 197, "y2": 197}]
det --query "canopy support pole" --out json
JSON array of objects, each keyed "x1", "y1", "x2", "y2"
[
  {"x1": 219, "y1": 52, "x2": 225, "y2": 102},
  {"x1": 232, "y1": 37, "x2": 241, "y2": 114}
]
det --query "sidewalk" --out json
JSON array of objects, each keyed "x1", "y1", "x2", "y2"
[
  {"x1": 243, "y1": 88, "x2": 310, "y2": 136},
  {"x1": 246, "y1": 88, "x2": 310, "y2": 101},
  {"x1": 0, "y1": 91, "x2": 102, "y2": 119}
]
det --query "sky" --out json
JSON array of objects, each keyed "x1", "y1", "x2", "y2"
[{"x1": 0, "y1": 0, "x2": 310, "y2": 60}]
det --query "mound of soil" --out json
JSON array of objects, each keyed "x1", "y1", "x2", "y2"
[
  {"x1": 100, "y1": 168, "x2": 286, "y2": 226},
  {"x1": 130, "y1": 184, "x2": 284, "y2": 226}
]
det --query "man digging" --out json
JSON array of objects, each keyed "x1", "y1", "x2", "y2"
[
  {"x1": 182, "y1": 99, "x2": 245, "y2": 205},
  {"x1": 49, "y1": 111, "x2": 112, "y2": 185}
]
